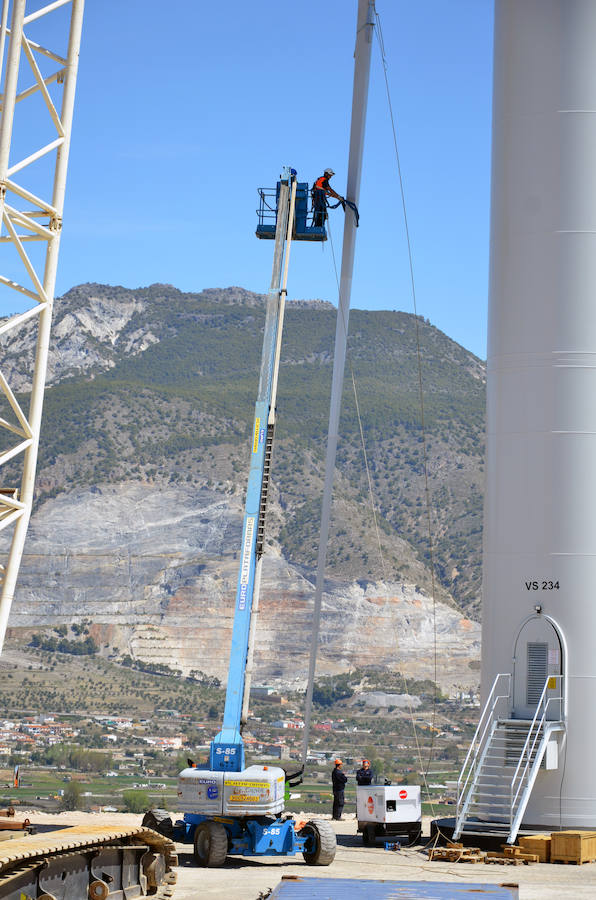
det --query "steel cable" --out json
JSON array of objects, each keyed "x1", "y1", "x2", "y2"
[{"x1": 317, "y1": 215, "x2": 437, "y2": 817}]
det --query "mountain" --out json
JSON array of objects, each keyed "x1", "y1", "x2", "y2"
[
  {"x1": 2, "y1": 283, "x2": 485, "y2": 690},
  {"x1": 7, "y1": 481, "x2": 480, "y2": 692}
]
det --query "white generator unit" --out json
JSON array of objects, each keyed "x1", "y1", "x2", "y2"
[
  {"x1": 356, "y1": 784, "x2": 422, "y2": 845},
  {"x1": 178, "y1": 764, "x2": 285, "y2": 817}
]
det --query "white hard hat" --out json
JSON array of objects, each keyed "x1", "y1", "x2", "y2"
[{"x1": 324, "y1": 168, "x2": 335, "y2": 176}]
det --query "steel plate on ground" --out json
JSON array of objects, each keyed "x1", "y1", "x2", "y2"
[{"x1": 269, "y1": 879, "x2": 519, "y2": 898}]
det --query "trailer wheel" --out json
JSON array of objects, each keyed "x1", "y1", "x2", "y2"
[
  {"x1": 300, "y1": 819, "x2": 336, "y2": 866},
  {"x1": 193, "y1": 821, "x2": 228, "y2": 867},
  {"x1": 362, "y1": 824, "x2": 376, "y2": 846}
]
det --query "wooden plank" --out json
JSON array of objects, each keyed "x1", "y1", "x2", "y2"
[
  {"x1": 485, "y1": 850, "x2": 536, "y2": 865},
  {"x1": 501, "y1": 845, "x2": 539, "y2": 863}
]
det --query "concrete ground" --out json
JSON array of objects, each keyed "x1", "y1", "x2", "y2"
[
  {"x1": 21, "y1": 810, "x2": 596, "y2": 899},
  {"x1": 172, "y1": 817, "x2": 596, "y2": 899}
]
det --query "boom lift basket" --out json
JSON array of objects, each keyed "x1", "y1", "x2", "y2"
[{"x1": 256, "y1": 182, "x2": 327, "y2": 241}]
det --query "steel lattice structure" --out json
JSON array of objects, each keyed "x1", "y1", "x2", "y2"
[{"x1": 0, "y1": 0, "x2": 84, "y2": 654}]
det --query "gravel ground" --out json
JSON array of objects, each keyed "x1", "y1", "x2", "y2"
[{"x1": 16, "y1": 810, "x2": 596, "y2": 899}]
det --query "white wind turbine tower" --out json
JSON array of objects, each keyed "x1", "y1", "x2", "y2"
[{"x1": 455, "y1": 0, "x2": 596, "y2": 843}]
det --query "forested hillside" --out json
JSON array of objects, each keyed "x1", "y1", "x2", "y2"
[{"x1": 2, "y1": 283, "x2": 486, "y2": 615}]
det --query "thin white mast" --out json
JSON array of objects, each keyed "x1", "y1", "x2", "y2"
[{"x1": 302, "y1": 0, "x2": 375, "y2": 765}]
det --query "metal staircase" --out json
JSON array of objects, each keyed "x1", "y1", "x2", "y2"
[{"x1": 454, "y1": 674, "x2": 565, "y2": 843}]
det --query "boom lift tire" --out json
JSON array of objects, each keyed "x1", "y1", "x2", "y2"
[
  {"x1": 193, "y1": 821, "x2": 228, "y2": 867},
  {"x1": 299, "y1": 819, "x2": 336, "y2": 865}
]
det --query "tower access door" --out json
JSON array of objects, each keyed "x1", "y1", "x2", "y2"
[{"x1": 512, "y1": 616, "x2": 563, "y2": 720}]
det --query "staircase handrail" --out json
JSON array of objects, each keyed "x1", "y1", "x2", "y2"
[
  {"x1": 456, "y1": 673, "x2": 511, "y2": 820},
  {"x1": 510, "y1": 675, "x2": 564, "y2": 822}
]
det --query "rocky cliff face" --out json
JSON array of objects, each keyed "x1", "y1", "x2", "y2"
[
  {"x1": 1, "y1": 282, "x2": 485, "y2": 691},
  {"x1": 5, "y1": 482, "x2": 480, "y2": 693}
]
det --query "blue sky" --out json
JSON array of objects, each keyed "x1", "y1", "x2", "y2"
[{"x1": 16, "y1": 0, "x2": 494, "y2": 359}]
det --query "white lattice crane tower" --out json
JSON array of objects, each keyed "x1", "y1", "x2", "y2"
[{"x1": 0, "y1": 0, "x2": 84, "y2": 654}]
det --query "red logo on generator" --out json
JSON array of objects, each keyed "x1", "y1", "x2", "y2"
[
  {"x1": 399, "y1": 789, "x2": 407, "y2": 799},
  {"x1": 367, "y1": 796, "x2": 374, "y2": 814}
]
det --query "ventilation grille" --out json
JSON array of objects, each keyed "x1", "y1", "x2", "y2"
[{"x1": 527, "y1": 642, "x2": 548, "y2": 705}]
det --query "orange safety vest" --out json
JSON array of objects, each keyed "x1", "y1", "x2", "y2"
[{"x1": 314, "y1": 175, "x2": 329, "y2": 193}]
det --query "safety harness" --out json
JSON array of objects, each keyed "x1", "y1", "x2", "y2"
[
  {"x1": 327, "y1": 196, "x2": 360, "y2": 227},
  {"x1": 311, "y1": 185, "x2": 360, "y2": 227}
]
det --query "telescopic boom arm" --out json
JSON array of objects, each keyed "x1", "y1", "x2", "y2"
[{"x1": 209, "y1": 169, "x2": 297, "y2": 772}]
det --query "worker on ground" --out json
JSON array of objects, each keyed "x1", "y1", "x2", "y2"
[
  {"x1": 312, "y1": 168, "x2": 344, "y2": 227},
  {"x1": 356, "y1": 758, "x2": 373, "y2": 786},
  {"x1": 331, "y1": 758, "x2": 347, "y2": 820}
]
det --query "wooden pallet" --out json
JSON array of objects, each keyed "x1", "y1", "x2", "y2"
[
  {"x1": 485, "y1": 854, "x2": 523, "y2": 866},
  {"x1": 503, "y1": 845, "x2": 539, "y2": 863},
  {"x1": 552, "y1": 857, "x2": 596, "y2": 865},
  {"x1": 428, "y1": 842, "x2": 484, "y2": 864},
  {"x1": 483, "y1": 847, "x2": 538, "y2": 866}
]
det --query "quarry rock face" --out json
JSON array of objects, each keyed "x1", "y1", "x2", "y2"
[
  {"x1": 6, "y1": 482, "x2": 480, "y2": 692},
  {"x1": 361, "y1": 692, "x2": 422, "y2": 709},
  {"x1": 0, "y1": 283, "x2": 487, "y2": 645}
]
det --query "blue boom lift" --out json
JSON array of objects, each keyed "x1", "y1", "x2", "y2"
[{"x1": 144, "y1": 169, "x2": 336, "y2": 867}]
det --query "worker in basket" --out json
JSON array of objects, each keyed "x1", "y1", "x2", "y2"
[{"x1": 312, "y1": 168, "x2": 360, "y2": 227}]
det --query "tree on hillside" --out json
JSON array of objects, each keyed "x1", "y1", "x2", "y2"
[
  {"x1": 123, "y1": 790, "x2": 150, "y2": 813},
  {"x1": 61, "y1": 782, "x2": 82, "y2": 811}
]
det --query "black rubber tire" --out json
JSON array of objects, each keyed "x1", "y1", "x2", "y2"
[
  {"x1": 362, "y1": 824, "x2": 376, "y2": 846},
  {"x1": 193, "y1": 821, "x2": 228, "y2": 867},
  {"x1": 300, "y1": 819, "x2": 337, "y2": 866}
]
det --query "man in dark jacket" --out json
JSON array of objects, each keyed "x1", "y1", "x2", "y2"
[
  {"x1": 331, "y1": 758, "x2": 347, "y2": 820},
  {"x1": 356, "y1": 758, "x2": 373, "y2": 785}
]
